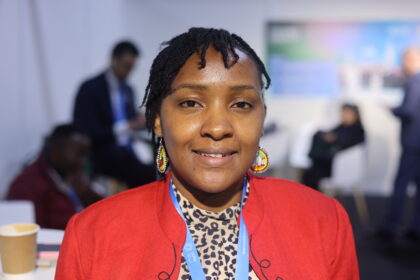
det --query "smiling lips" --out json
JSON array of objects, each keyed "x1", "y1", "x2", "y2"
[
  {"x1": 193, "y1": 150, "x2": 237, "y2": 167},
  {"x1": 196, "y1": 152, "x2": 233, "y2": 158}
]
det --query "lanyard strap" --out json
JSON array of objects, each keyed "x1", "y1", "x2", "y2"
[
  {"x1": 169, "y1": 178, "x2": 249, "y2": 280},
  {"x1": 67, "y1": 188, "x2": 84, "y2": 213}
]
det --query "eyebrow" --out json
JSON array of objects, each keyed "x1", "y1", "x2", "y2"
[
  {"x1": 229, "y1": 85, "x2": 257, "y2": 91},
  {"x1": 171, "y1": 83, "x2": 257, "y2": 93},
  {"x1": 171, "y1": 84, "x2": 207, "y2": 93}
]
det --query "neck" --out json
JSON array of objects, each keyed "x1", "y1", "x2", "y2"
[
  {"x1": 171, "y1": 176, "x2": 244, "y2": 212},
  {"x1": 43, "y1": 155, "x2": 65, "y2": 178},
  {"x1": 109, "y1": 67, "x2": 124, "y2": 83}
]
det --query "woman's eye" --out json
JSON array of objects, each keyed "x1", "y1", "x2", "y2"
[
  {"x1": 232, "y1": 101, "x2": 252, "y2": 109},
  {"x1": 180, "y1": 100, "x2": 200, "y2": 108}
]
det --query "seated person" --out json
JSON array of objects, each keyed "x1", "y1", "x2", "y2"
[
  {"x1": 6, "y1": 124, "x2": 102, "y2": 229},
  {"x1": 302, "y1": 103, "x2": 365, "y2": 190}
]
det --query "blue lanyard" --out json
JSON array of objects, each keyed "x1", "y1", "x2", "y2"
[
  {"x1": 169, "y1": 178, "x2": 249, "y2": 280},
  {"x1": 67, "y1": 189, "x2": 83, "y2": 213}
]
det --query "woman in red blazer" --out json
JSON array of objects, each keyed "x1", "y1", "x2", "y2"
[{"x1": 56, "y1": 27, "x2": 359, "y2": 280}]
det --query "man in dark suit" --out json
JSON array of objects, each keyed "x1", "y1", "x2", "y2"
[
  {"x1": 73, "y1": 41, "x2": 156, "y2": 188},
  {"x1": 380, "y1": 47, "x2": 420, "y2": 241}
]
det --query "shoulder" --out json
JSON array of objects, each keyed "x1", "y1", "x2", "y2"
[
  {"x1": 249, "y1": 175, "x2": 351, "y2": 247},
  {"x1": 250, "y1": 174, "x2": 340, "y2": 216},
  {"x1": 78, "y1": 72, "x2": 107, "y2": 93},
  {"x1": 10, "y1": 159, "x2": 48, "y2": 187},
  {"x1": 407, "y1": 73, "x2": 420, "y2": 90},
  {"x1": 411, "y1": 72, "x2": 420, "y2": 82},
  {"x1": 7, "y1": 159, "x2": 52, "y2": 197},
  {"x1": 250, "y1": 175, "x2": 330, "y2": 201},
  {"x1": 70, "y1": 180, "x2": 164, "y2": 230}
]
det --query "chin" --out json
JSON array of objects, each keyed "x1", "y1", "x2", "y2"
[
  {"x1": 171, "y1": 164, "x2": 248, "y2": 195},
  {"x1": 197, "y1": 170, "x2": 244, "y2": 193}
]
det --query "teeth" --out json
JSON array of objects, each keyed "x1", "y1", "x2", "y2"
[{"x1": 199, "y1": 152, "x2": 225, "y2": 158}]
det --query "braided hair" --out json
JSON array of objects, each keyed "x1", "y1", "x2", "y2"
[{"x1": 141, "y1": 27, "x2": 271, "y2": 154}]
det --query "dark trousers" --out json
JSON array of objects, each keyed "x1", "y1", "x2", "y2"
[
  {"x1": 383, "y1": 150, "x2": 420, "y2": 234},
  {"x1": 302, "y1": 159, "x2": 332, "y2": 190}
]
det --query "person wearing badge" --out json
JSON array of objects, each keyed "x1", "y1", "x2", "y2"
[{"x1": 55, "y1": 27, "x2": 359, "y2": 280}]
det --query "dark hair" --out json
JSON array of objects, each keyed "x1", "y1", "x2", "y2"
[
  {"x1": 42, "y1": 124, "x2": 88, "y2": 156},
  {"x1": 141, "y1": 27, "x2": 271, "y2": 152},
  {"x1": 112, "y1": 41, "x2": 140, "y2": 58},
  {"x1": 342, "y1": 103, "x2": 362, "y2": 125}
]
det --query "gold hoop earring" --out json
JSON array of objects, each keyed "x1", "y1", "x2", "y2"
[
  {"x1": 156, "y1": 138, "x2": 168, "y2": 174},
  {"x1": 250, "y1": 147, "x2": 269, "y2": 173}
]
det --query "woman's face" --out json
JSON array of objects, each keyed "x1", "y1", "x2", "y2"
[{"x1": 154, "y1": 47, "x2": 266, "y2": 196}]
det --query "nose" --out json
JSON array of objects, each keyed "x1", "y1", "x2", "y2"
[{"x1": 200, "y1": 107, "x2": 234, "y2": 141}]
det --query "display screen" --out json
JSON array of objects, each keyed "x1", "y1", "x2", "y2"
[{"x1": 267, "y1": 22, "x2": 420, "y2": 97}]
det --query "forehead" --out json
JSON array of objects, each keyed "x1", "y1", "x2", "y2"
[
  {"x1": 171, "y1": 47, "x2": 260, "y2": 89},
  {"x1": 64, "y1": 134, "x2": 90, "y2": 148},
  {"x1": 115, "y1": 53, "x2": 136, "y2": 62}
]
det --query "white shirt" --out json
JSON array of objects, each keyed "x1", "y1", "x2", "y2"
[{"x1": 105, "y1": 69, "x2": 131, "y2": 146}]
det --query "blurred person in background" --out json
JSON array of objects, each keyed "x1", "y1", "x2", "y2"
[
  {"x1": 302, "y1": 103, "x2": 365, "y2": 190},
  {"x1": 378, "y1": 47, "x2": 420, "y2": 242},
  {"x1": 73, "y1": 41, "x2": 156, "y2": 188},
  {"x1": 6, "y1": 124, "x2": 102, "y2": 229}
]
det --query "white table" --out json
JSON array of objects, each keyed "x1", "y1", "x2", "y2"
[
  {"x1": 37, "y1": 229, "x2": 64, "y2": 244},
  {"x1": 0, "y1": 229, "x2": 64, "y2": 280}
]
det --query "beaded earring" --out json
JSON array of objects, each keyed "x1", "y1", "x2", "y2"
[
  {"x1": 250, "y1": 147, "x2": 269, "y2": 173},
  {"x1": 156, "y1": 138, "x2": 169, "y2": 174}
]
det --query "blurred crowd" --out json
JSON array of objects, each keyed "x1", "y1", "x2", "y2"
[{"x1": 5, "y1": 41, "x2": 157, "y2": 229}]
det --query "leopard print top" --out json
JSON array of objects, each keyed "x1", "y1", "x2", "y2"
[{"x1": 172, "y1": 183, "x2": 259, "y2": 280}]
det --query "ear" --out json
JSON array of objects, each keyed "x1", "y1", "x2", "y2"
[
  {"x1": 261, "y1": 104, "x2": 267, "y2": 136},
  {"x1": 154, "y1": 113, "x2": 163, "y2": 138},
  {"x1": 111, "y1": 56, "x2": 117, "y2": 67}
]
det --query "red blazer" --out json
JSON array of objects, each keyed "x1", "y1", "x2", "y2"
[{"x1": 55, "y1": 173, "x2": 359, "y2": 279}]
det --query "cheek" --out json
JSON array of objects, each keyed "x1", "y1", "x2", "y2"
[
  {"x1": 237, "y1": 112, "x2": 265, "y2": 142},
  {"x1": 160, "y1": 113, "x2": 200, "y2": 159},
  {"x1": 237, "y1": 128, "x2": 262, "y2": 147},
  {"x1": 235, "y1": 118, "x2": 264, "y2": 161}
]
